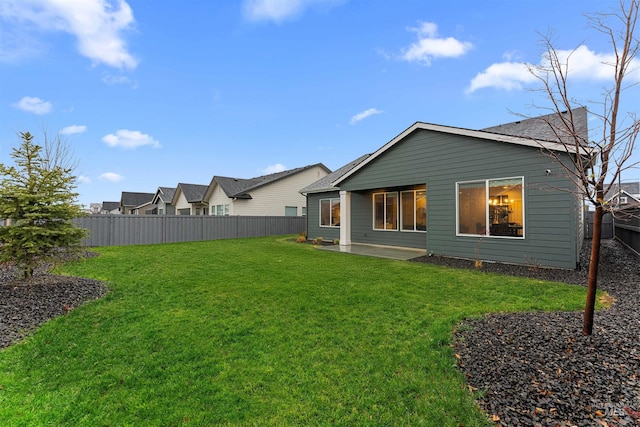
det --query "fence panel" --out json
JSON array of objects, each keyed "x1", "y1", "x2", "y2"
[
  {"x1": 73, "y1": 215, "x2": 306, "y2": 247},
  {"x1": 613, "y1": 208, "x2": 640, "y2": 256},
  {"x1": 585, "y1": 211, "x2": 613, "y2": 239}
]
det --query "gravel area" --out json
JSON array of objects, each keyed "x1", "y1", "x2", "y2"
[
  {"x1": 0, "y1": 253, "x2": 108, "y2": 349},
  {"x1": 413, "y1": 239, "x2": 640, "y2": 426}
]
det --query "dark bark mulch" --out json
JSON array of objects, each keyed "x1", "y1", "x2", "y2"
[
  {"x1": 413, "y1": 239, "x2": 640, "y2": 426},
  {"x1": 0, "y1": 253, "x2": 108, "y2": 350}
]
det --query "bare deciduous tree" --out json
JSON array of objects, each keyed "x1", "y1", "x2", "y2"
[
  {"x1": 40, "y1": 126, "x2": 80, "y2": 173},
  {"x1": 528, "y1": 0, "x2": 639, "y2": 335}
]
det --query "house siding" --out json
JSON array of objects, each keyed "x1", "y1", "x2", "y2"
[
  {"x1": 209, "y1": 185, "x2": 232, "y2": 215},
  {"x1": 173, "y1": 191, "x2": 193, "y2": 215},
  {"x1": 339, "y1": 128, "x2": 581, "y2": 268},
  {"x1": 305, "y1": 191, "x2": 341, "y2": 241}
]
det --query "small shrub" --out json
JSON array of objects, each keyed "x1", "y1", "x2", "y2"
[
  {"x1": 333, "y1": 239, "x2": 339, "y2": 245},
  {"x1": 474, "y1": 259, "x2": 483, "y2": 269},
  {"x1": 296, "y1": 235, "x2": 307, "y2": 243},
  {"x1": 312, "y1": 237, "x2": 323, "y2": 245}
]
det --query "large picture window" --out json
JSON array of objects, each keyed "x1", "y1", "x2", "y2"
[
  {"x1": 320, "y1": 198, "x2": 340, "y2": 227},
  {"x1": 401, "y1": 189, "x2": 427, "y2": 231},
  {"x1": 373, "y1": 192, "x2": 398, "y2": 230},
  {"x1": 457, "y1": 177, "x2": 524, "y2": 238}
]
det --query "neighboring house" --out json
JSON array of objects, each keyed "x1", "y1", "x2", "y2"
[
  {"x1": 150, "y1": 187, "x2": 177, "y2": 215},
  {"x1": 101, "y1": 201, "x2": 120, "y2": 214},
  {"x1": 605, "y1": 182, "x2": 640, "y2": 209},
  {"x1": 172, "y1": 183, "x2": 209, "y2": 215},
  {"x1": 120, "y1": 192, "x2": 155, "y2": 214},
  {"x1": 204, "y1": 163, "x2": 330, "y2": 217},
  {"x1": 303, "y1": 109, "x2": 590, "y2": 269}
]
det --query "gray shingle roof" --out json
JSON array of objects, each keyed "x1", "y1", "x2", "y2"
[
  {"x1": 481, "y1": 107, "x2": 589, "y2": 145},
  {"x1": 121, "y1": 191, "x2": 155, "y2": 207},
  {"x1": 101, "y1": 201, "x2": 120, "y2": 211},
  {"x1": 214, "y1": 163, "x2": 330, "y2": 199},
  {"x1": 605, "y1": 182, "x2": 640, "y2": 199},
  {"x1": 300, "y1": 154, "x2": 370, "y2": 194},
  {"x1": 177, "y1": 183, "x2": 209, "y2": 203},
  {"x1": 157, "y1": 187, "x2": 176, "y2": 202}
]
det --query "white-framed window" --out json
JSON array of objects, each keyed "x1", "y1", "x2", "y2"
[
  {"x1": 320, "y1": 198, "x2": 340, "y2": 227},
  {"x1": 401, "y1": 189, "x2": 427, "y2": 232},
  {"x1": 373, "y1": 192, "x2": 398, "y2": 231},
  {"x1": 302, "y1": 206, "x2": 306, "y2": 216},
  {"x1": 457, "y1": 177, "x2": 524, "y2": 238},
  {"x1": 211, "y1": 204, "x2": 229, "y2": 216}
]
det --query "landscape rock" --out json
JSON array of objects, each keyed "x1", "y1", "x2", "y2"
[{"x1": 414, "y1": 239, "x2": 640, "y2": 426}]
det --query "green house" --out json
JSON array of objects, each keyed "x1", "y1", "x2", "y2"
[{"x1": 301, "y1": 109, "x2": 590, "y2": 269}]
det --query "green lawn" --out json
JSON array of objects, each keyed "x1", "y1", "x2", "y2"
[{"x1": 0, "y1": 237, "x2": 591, "y2": 426}]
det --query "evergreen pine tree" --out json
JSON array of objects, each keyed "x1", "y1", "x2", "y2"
[{"x1": 0, "y1": 132, "x2": 88, "y2": 278}]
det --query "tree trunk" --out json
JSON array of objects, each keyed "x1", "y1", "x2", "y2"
[{"x1": 583, "y1": 206, "x2": 603, "y2": 335}]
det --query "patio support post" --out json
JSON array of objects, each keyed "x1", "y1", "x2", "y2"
[{"x1": 339, "y1": 190, "x2": 351, "y2": 247}]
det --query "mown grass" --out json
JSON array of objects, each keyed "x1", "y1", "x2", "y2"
[{"x1": 0, "y1": 237, "x2": 592, "y2": 426}]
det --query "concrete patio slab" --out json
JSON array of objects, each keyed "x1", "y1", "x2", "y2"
[{"x1": 318, "y1": 243, "x2": 427, "y2": 261}]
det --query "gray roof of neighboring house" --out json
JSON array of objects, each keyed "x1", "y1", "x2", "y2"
[
  {"x1": 152, "y1": 186, "x2": 176, "y2": 204},
  {"x1": 121, "y1": 191, "x2": 155, "y2": 207},
  {"x1": 605, "y1": 182, "x2": 640, "y2": 199},
  {"x1": 158, "y1": 187, "x2": 176, "y2": 202},
  {"x1": 299, "y1": 154, "x2": 370, "y2": 194},
  {"x1": 177, "y1": 183, "x2": 209, "y2": 203},
  {"x1": 481, "y1": 107, "x2": 589, "y2": 145},
  {"x1": 101, "y1": 201, "x2": 120, "y2": 211},
  {"x1": 213, "y1": 163, "x2": 330, "y2": 199}
]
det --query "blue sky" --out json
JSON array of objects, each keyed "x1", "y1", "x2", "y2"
[{"x1": 1, "y1": 0, "x2": 639, "y2": 208}]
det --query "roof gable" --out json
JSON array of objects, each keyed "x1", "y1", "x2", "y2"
[
  {"x1": 174, "y1": 183, "x2": 209, "y2": 204},
  {"x1": 152, "y1": 187, "x2": 176, "y2": 204},
  {"x1": 334, "y1": 109, "x2": 590, "y2": 187}
]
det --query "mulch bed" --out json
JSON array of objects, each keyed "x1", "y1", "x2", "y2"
[
  {"x1": 413, "y1": 239, "x2": 640, "y2": 426},
  {"x1": 0, "y1": 252, "x2": 108, "y2": 349}
]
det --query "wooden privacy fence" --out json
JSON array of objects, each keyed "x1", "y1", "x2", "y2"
[
  {"x1": 613, "y1": 208, "x2": 640, "y2": 257},
  {"x1": 585, "y1": 211, "x2": 614, "y2": 239},
  {"x1": 73, "y1": 215, "x2": 306, "y2": 247}
]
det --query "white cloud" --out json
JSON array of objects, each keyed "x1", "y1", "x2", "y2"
[
  {"x1": 467, "y1": 44, "x2": 640, "y2": 93},
  {"x1": 242, "y1": 0, "x2": 340, "y2": 23},
  {"x1": 466, "y1": 62, "x2": 537, "y2": 93},
  {"x1": 60, "y1": 125, "x2": 87, "y2": 135},
  {"x1": 78, "y1": 175, "x2": 92, "y2": 183},
  {"x1": 350, "y1": 108, "x2": 382, "y2": 124},
  {"x1": 400, "y1": 21, "x2": 472, "y2": 65},
  {"x1": 102, "y1": 129, "x2": 160, "y2": 149},
  {"x1": 99, "y1": 172, "x2": 124, "y2": 182},
  {"x1": 260, "y1": 163, "x2": 287, "y2": 174},
  {"x1": 0, "y1": 0, "x2": 138, "y2": 69},
  {"x1": 13, "y1": 96, "x2": 52, "y2": 114}
]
